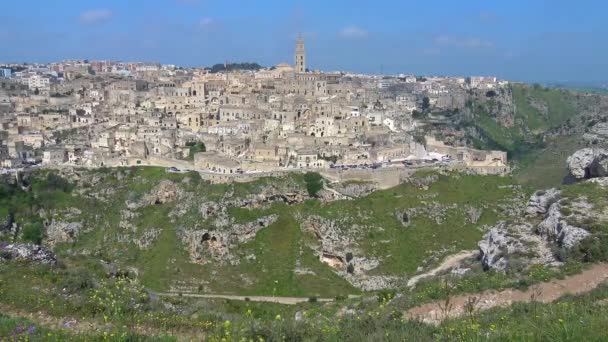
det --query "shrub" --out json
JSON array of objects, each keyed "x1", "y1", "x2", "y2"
[
  {"x1": 576, "y1": 236, "x2": 608, "y2": 262},
  {"x1": 44, "y1": 174, "x2": 73, "y2": 193},
  {"x1": 303, "y1": 172, "x2": 323, "y2": 197},
  {"x1": 377, "y1": 290, "x2": 395, "y2": 303},
  {"x1": 308, "y1": 297, "x2": 317, "y2": 303},
  {"x1": 60, "y1": 269, "x2": 95, "y2": 293},
  {"x1": 347, "y1": 263, "x2": 355, "y2": 274},
  {"x1": 21, "y1": 221, "x2": 44, "y2": 244}
]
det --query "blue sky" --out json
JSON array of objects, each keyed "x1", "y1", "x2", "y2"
[{"x1": 1, "y1": 0, "x2": 606, "y2": 82}]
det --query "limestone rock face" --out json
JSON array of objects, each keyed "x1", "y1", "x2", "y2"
[
  {"x1": 537, "y1": 203, "x2": 590, "y2": 249},
  {"x1": 567, "y1": 148, "x2": 608, "y2": 180},
  {"x1": 478, "y1": 223, "x2": 530, "y2": 271},
  {"x1": 46, "y1": 221, "x2": 82, "y2": 246},
  {"x1": 331, "y1": 182, "x2": 377, "y2": 198},
  {"x1": 144, "y1": 180, "x2": 179, "y2": 205},
  {"x1": 180, "y1": 215, "x2": 278, "y2": 264},
  {"x1": 526, "y1": 188, "x2": 561, "y2": 215},
  {"x1": 583, "y1": 122, "x2": 608, "y2": 144},
  {"x1": 478, "y1": 221, "x2": 557, "y2": 272},
  {"x1": 0, "y1": 243, "x2": 57, "y2": 265}
]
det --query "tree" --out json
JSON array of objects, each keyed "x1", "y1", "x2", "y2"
[
  {"x1": 303, "y1": 172, "x2": 323, "y2": 197},
  {"x1": 486, "y1": 90, "x2": 497, "y2": 97},
  {"x1": 422, "y1": 96, "x2": 430, "y2": 110},
  {"x1": 412, "y1": 110, "x2": 426, "y2": 119},
  {"x1": 34, "y1": 87, "x2": 40, "y2": 95}
]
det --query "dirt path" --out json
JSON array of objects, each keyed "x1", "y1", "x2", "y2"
[
  {"x1": 405, "y1": 262, "x2": 608, "y2": 324},
  {"x1": 158, "y1": 292, "x2": 336, "y2": 305},
  {"x1": 407, "y1": 250, "x2": 477, "y2": 287}
]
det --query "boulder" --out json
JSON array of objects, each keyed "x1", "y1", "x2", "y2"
[
  {"x1": 537, "y1": 203, "x2": 589, "y2": 248},
  {"x1": 567, "y1": 148, "x2": 608, "y2": 180},
  {"x1": 478, "y1": 221, "x2": 558, "y2": 272},
  {"x1": 526, "y1": 188, "x2": 561, "y2": 215},
  {"x1": 46, "y1": 221, "x2": 82, "y2": 245},
  {"x1": 0, "y1": 243, "x2": 57, "y2": 265},
  {"x1": 478, "y1": 224, "x2": 529, "y2": 271}
]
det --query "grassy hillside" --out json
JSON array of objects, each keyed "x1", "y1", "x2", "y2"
[
  {"x1": 1, "y1": 167, "x2": 525, "y2": 298},
  {"x1": 2, "y1": 166, "x2": 608, "y2": 340},
  {"x1": 470, "y1": 84, "x2": 577, "y2": 159},
  {"x1": 463, "y1": 84, "x2": 598, "y2": 188}
]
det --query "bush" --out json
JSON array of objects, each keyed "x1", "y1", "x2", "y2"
[
  {"x1": 21, "y1": 221, "x2": 44, "y2": 244},
  {"x1": 347, "y1": 263, "x2": 355, "y2": 274},
  {"x1": 303, "y1": 172, "x2": 323, "y2": 197},
  {"x1": 377, "y1": 290, "x2": 396, "y2": 303},
  {"x1": 308, "y1": 297, "x2": 317, "y2": 303},
  {"x1": 575, "y1": 236, "x2": 608, "y2": 262},
  {"x1": 60, "y1": 269, "x2": 95, "y2": 293},
  {"x1": 44, "y1": 174, "x2": 73, "y2": 193}
]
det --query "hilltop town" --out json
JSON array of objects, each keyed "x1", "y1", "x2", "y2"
[{"x1": 0, "y1": 38, "x2": 508, "y2": 182}]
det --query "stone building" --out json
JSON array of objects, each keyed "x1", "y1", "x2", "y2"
[{"x1": 295, "y1": 35, "x2": 306, "y2": 73}]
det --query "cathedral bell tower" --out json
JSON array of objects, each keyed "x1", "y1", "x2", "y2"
[{"x1": 295, "y1": 35, "x2": 306, "y2": 73}]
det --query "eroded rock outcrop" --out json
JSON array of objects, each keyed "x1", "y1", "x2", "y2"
[
  {"x1": 567, "y1": 148, "x2": 608, "y2": 180},
  {"x1": 330, "y1": 182, "x2": 377, "y2": 198},
  {"x1": 143, "y1": 180, "x2": 180, "y2": 205},
  {"x1": 127, "y1": 180, "x2": 181, "y2": 209},
  {"x1": 46, "y1": 221, "x2": 82, "y2": 246},
  {"x1": 0, "y1": 243, "x2": 57, "y2": 265},
  {"x1": 537, "y1": 202, "x2": 590, "y2": 249},
  {"x1": 478, "y1": 223, "x2": 535, "y2": 271},
  {"x1": 526, "y1": 188, "x2": 561, "y2": 215},
  {"x1": 180, "y1": 215, "x2": 278, "y2": 264}
]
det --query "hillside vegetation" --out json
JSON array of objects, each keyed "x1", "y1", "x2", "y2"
[
  {"x1": 2, "y1": 164, "x2": 608, "y2": 340},
  {"x1": 459, "y1": 84, "x2": 608, "y2": 188}
]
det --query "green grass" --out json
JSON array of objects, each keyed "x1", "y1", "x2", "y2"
[
  {"x1": 0, "y1": 314, "x2": 174, "y2": 341},
  {"x1": 302, "y1": 173, "x2": 520, "y2": 276},
  {"x1": 468, "y1": 84, "x2": 579, "y2": 164},
  {"x1": 514, "y1": 135, "x2": 584, "y2": 189},
  {"x1": 3, "y1": 168, "x2": 524, "y2": 296},
  {"x1": 512, "y1": 84, "x2": 576, "y2": 132},
  {"x1": 3, "y1": 166, "x2": 608, "y2": 340}
]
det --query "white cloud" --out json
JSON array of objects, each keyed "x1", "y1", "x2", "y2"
[
  {"x1": 339, "y1": 26, "x2": 368, "y2": 39},
  {"x1": 79, "y1": 9, "x2": 113, "y2": 25},
  {"x1": 434, "y1": 35, "x2": 493, "y2": 49}
]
